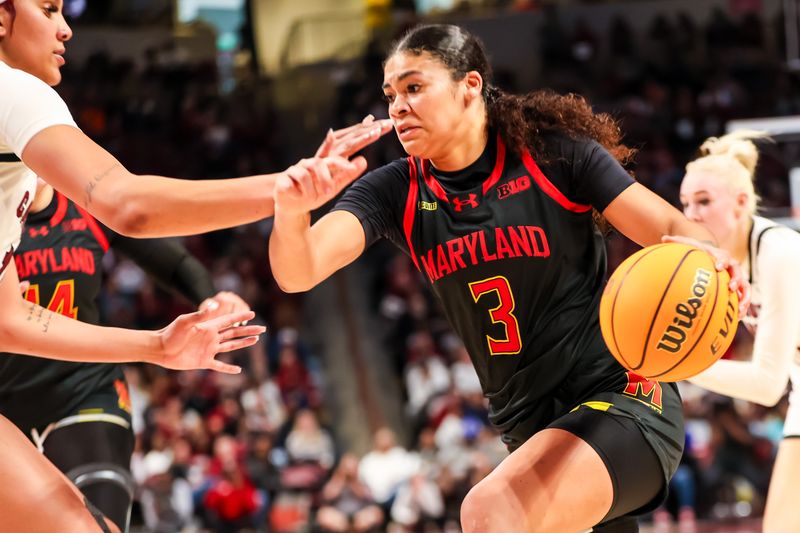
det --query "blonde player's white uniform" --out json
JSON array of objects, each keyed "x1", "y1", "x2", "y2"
[
  {"x1": 0, "y1": 60, "x2": 77, "y2": 280},
  {"x1": 690, "y1": 216, "x2": 800, "y2": 436}
]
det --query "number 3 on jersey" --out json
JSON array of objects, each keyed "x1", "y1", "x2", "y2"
[
  {"x1": 24, "y1": 279, "x2": 78, "y2": 319},
  {"x1": 468, "y1": 276, "x2": 522, "y2": 355}
]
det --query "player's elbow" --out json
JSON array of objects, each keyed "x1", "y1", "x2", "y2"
[
  {"x1": 273, "y1": 275, "x2": 313, "y2": 294},
  {"x1": 109, "y1": 199, "x2": 151, "y2": 237},
  {"x1": 755, "y1": 386, "x2": 785, "y2": 408}
]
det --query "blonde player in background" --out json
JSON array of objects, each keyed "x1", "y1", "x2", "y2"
[
  {"x1": 0, "y1": 0, "x2": 389, "y2": 530},
  {"x1": 679, "y1": 131, "x2": 800, "y2": 533}
]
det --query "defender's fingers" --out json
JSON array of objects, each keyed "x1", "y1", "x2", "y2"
[{"x1": 207, "y1": 358, "x2": 243, "y2": 374}]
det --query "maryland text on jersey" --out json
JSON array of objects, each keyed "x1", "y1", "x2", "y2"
[{"x1": 419, "y1": 225, "x2": 550, "y2": 283}]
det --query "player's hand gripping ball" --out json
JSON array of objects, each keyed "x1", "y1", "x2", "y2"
[{"x1": 599, "y1": 243, "x2": 739, "y2": 382}]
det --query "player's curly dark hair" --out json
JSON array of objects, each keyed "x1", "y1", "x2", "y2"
[
  {"x1": 389, "y1": 24, "x2": 635, "y2": 228},
  {"x1": 390, "y1": 24, "x2": 635, "y2": 164}
]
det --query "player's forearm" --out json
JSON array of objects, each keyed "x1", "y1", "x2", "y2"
[
  {"x1": 269, "y1": 211, "x2": 319, "y2": 293},
  {"x1": 1, "y1": 298, "x2": 164, "y2": 365},
  {"x1": 669, "y1": 217, "x2": 717, "y2": 246},
  {"x1": 106, "y1": 173, "x2": 278, "y2": 238}
]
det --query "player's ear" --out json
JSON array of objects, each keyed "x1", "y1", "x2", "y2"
[{"x1": 463, "y1": 71, "x2": 483, "y2": 104}]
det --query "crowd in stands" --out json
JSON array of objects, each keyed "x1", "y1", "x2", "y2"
[{"x1": 45, "y1": 3, "x2": 799, "y2": 531}]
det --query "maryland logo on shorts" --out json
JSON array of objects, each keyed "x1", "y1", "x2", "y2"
[
  {"x1": 114, "y1": 379, "x2": 132, "y2": 414},
  {"x1": 621, "y1": 372, "x2": 663, "y2": 414}
]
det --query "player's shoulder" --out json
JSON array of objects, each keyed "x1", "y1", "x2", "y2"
[
  {"x1": 0, "y1": 61, "x2": 55, "y2": 97},
  {"x1": 537, "y1": 131, "x2": 600, "y2": 160},
  {"x1": 358, "y1": 157, "x2": 412, "y2": 187},
  {"x1": 754, "y1": 216, "x2": 800, "y2": 264}
]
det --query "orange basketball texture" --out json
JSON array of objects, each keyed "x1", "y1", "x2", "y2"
[{"x1": 599, "y1": 243, "x2": 739, "y2": 382}]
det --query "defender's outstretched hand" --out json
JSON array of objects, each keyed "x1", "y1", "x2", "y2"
[
  {"x1": 276, "y1": 156, "x2": 370, "y2": 216},
  {"x1": 157, "y1": 308, "x2": 264, "y2": 374},
  {"x1": 316, "y1": 115, "x2": 393, "y2": 158}
]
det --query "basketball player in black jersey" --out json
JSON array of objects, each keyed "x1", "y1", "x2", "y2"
[
  {"x1": 268, "y1": 25, "x2": 749, "y2": 532},
  {"x1": 0, "y1": 178, "x2": 249, "y2": 532}
]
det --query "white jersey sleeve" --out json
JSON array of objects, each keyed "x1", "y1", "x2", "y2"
[
  {"x1": 0, "y1": 61, "x2": 78, "y2": 280},
  {"x1": 0, "y1": 61, "x2": 77, "y2": 156},
  {"x1": 689, "y1": 223, "x2": 800, "y2": 406}
]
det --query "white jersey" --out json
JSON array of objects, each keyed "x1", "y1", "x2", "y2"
[
  {"x1": 0, "y1": 61, "x2": 77, "y2": 279},
  {"x1": 690, "y1": 216, "x2": 800, "y2": 436}
]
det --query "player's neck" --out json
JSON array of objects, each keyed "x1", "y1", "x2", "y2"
[
  {"x1": 726, "y1": 217, "x2": 752, "y2": 264},
  {"x1": 430, "y1": 112, "x2": 488, "y2": 172}
]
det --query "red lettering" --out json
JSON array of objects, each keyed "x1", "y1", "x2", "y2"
[
  {"x1": 463, "y1": 232, "x2": 480, "y2": 265},
  {"x1": 420, "y1": 249, "x2": 439, "y2": 282},
  {"x1": 436, "y1": 244, "x2": 452, "y2": 277},
  {"x1": 508, "y1": 226, "x2": 532, "y2": 257},
  {"x1": 16, "y1": 191, "x2": 30, "y2": 218},
  {"x1": 25, "y1": 251, "x2": 40, "y2": 276},
  {"x1": 495, "y1": 227, "x2": 514, "y2": 259},
  {"x1": 45, "y1": 248, "x2": 58, "y2": 273},
  {"x1": 14, "y1": 255, "x2": 25, "y2": 278},
  {"x1": 527, "y1": 226, "x2": 550, "y2": 257},
  {"x1": 447, "y1": 237, "x2": 467, "y2": 270},
  {"x1": 478, "y1": 231, "x2": 497, "y2": 262},
  {"x1": 60, "y1": 247, "x2": 74, "y2": 272},
  {"x1": 622, "y1": 372, "x2": 663, "y2": 410}
]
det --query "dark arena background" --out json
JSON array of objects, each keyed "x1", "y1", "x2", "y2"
[{"x1": 42, "y1": 0, "x2": 800, "y2": 531}]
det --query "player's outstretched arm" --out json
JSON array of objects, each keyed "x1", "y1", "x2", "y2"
[
  {"x1": 0, "y1": 261, "x2": 263, "y2": 373},
  {"x1": 603, "y1": 182, "x2": 750, "y2": 313},
  {"x1": 269, "y1": 155, "x2": 371, "y2": 293},
  {"x1": 20, "y1": 119, "x2": 391, "y2": 238}
]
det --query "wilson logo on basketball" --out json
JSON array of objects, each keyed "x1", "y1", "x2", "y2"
[
  {"x1": 497, "y1": 176, "x2": 531, "y2": 200},
  {"x1": 710, "y1": 299, "x2": 737, "y2": 355},
  {"x1": 656, "y1": 268, "x2": 712, "y2": 353}
]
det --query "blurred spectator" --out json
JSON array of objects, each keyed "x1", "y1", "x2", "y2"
[
  {"x1": 359, "y1": 428, "x2": 421, "y2": 507},
  {"x1": 276, "y1": 343, "x2": 321, "y2": 410},
  {"x1": 281, "y1": 410, "x2": 336, "y2": 492},
  {"x1": 390, "y1": 471, "x2": 446, "y2": 530},
  {"x1": 316, "y1": 454, "x2": 384, "y2": 533}
]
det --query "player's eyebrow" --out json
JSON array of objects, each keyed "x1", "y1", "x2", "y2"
[{"x1": 382, "y1": 70, "x2": 423, "y2": 90}]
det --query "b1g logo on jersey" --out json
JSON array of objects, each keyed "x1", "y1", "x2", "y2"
[
  {"x1": 497, "y1": 176, "x2": 531, "y2": 200},
  {"x1": 452, "y1": 194, "x2": 479, "y2": 212}
]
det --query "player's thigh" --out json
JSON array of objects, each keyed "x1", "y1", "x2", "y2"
[
  {"x1": 462, "y1": 426, "x2": 614, "y2": 532},
  {"x1": 0, "y1": 415, "x2": 108, "y2": 532},
  {"x1": 763, "y1": 438, "x2": 800, "y2": 533}
]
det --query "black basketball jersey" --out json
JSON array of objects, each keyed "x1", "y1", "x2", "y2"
[
  {"x1": 0, "y1": 191, "x2": 215, "y2": 431},
  {"x1": 0, "y1": 191, "x2": 123, "y2": 428},
  {"x1": 336, "y1": 133, "x2": 637, "y2": 447}
]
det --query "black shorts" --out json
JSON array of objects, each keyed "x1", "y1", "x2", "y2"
[
  {"x1": 24, "y1": 381, "x2": 132, "y2": 450},
  {"x1": 548, "y1": 381, "x2": 684, "y2": 524}
]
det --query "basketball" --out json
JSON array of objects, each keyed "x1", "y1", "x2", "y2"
[{"x1": 599, "y1": 243, "x2": 739, "y2": 382}]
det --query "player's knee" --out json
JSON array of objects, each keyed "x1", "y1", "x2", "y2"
[{"x1": 460, "y1": 477, "x2": 523, "y2": 533}]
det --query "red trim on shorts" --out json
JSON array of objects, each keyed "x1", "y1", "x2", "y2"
[
  {"x1": 482, "y1": 134, "x2": 507, "y2": 194},
  {"x1": 75, "y1": 205, "x2": 110, "y2": 252},
  {"x1": 50, "y1": 192, "x2": 69, "y2": 227},
  {"x1": 521, "y1": 151, "x2": 592, "y2": 213},
  {"x1": 420, "y1": 159, "x2": 449, "y2": 203},
  {"x1": 403, "y1": 157, "x2": 421, "y2": 272}
]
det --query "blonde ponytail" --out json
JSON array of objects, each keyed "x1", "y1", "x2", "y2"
[{"x1": 686, "y1": 130, "x2": 771, "y2": 215}]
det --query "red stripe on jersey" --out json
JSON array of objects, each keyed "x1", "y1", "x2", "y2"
[
  {"x1": 403, "y1": 157, "x2": 421, "y2": 272},
  {"x1": 50, "y1": 192, "x2": 69, "y2": 227},
  {"x1": 521, "y1": 151, "x2": 591, "y2": 213},
  {"x1": 75, "y1": 205, "x2": 110, "y2": 252},
  {"x1": 482, "y1": 134, "x2": 507, "y2": 195},
  {"x1": 420, "y1": 159, "x2": 449, "y2": 202}
]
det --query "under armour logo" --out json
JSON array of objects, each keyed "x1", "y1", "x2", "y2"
[
  {"x1": 452, "y1": 194, "x2": 479, "y2": 212},
  {"x1": 29, "y1": 226, "x2": 49, "y2": 238}
]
